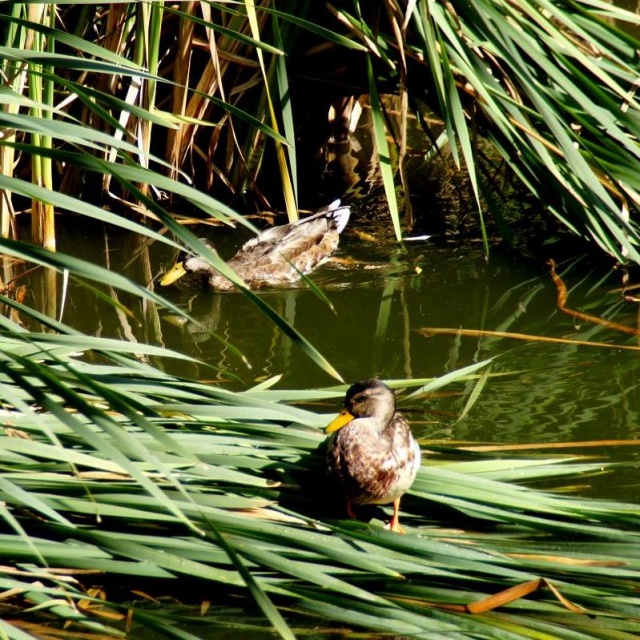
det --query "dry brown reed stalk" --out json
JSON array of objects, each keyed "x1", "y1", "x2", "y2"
[
  {"x1": 466, "y1": 578, "x2": 585, "y2": 614},
  {"x1": 397, "y1": 578, "x2": 583, "y2": 615},
  {"x1": 452, "y1": 439, "x2": 640, "y2": 452},
  {"x1": 102, "y1": 5, "x2": 130, "y2": 95},
  {"x1": 417, "y1": 327, "x2": 640, "y2": 351},
  {"x1": 168, "y1": 3, "x2": 263, "y2": 196},
  {"x1": 547, "y1": 259, "x2": 640, "y2": 336},
  {"x1": 420, "y1": 260, "x2": 640, "y2": 351},
  {"x1": 167, "y1": 1, "x2": 197, "y2": 180},
  {"x1": 0, "y1": 97, "x2": 21, "y2": 240}
]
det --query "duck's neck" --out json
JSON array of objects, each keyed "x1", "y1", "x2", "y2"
[
  {"x1": 367, "y1": 404, "x2": 397, "y2": 435},
  {"x1": 185, "y1": 256, "x2": 217, "y2": 275}
]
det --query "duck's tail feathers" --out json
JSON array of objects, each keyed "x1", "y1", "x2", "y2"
[{"x1": 326, "y1": 199, "x2": 351, "y2": 234}]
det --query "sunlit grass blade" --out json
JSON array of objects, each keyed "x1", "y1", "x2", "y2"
[
  {"x1": 405, "y1": 357, "x2": 495, "y2": 399},
  {"x1": 244, "y1": 0, "x2": 297, "y2": 221},
  {"x1": 272, "y1": 14, "x2": 297, "y2": 206},
  {"x1": 207, "y1": 528, "x2": 296, "y2": 640},
  {"x1": 366, "y1": 55, "x2": 402, "y2": 241},
  {"x1": 2, "y1": 344, "x2": 640, "y2": 637}
]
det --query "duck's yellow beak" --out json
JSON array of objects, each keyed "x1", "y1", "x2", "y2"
[
  {"x1": 160, "y1": 262, "x2": 187, "y2": 286},
  {"x1": 325, "y1": 409, "x2": 355, "y2": 434}
]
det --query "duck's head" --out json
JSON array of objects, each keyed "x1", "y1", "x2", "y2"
[
  {"x1": 326, "y1": 379, "x2": 397, "y2": 434},
  {"x1": 160, "y1": 239, "x2": 217, "y2": 286}
]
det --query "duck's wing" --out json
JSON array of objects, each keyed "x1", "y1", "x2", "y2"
[
  {"x1": 230, "y1": 201, "x2": 350, "y2": 280},
  {"x1": 303, "y1": 199, "x2": 350, "y2": 234},
  {"x1": 241, "y1": 200, "x2": 350, "y2": 254},
  {"x1": 372, "y1": 414, "x2": 420, "y2": 490},
  {"x1": 328, "y1": 413, "x2": 419, "y2": 505}
]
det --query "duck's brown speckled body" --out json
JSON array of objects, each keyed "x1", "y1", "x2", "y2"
[
  {"x1": 160, "y1": 200, "x2": 350, "y2": 290},
  {"x1": 326, "y1": 379, "x2": 421, "y2": 532}
]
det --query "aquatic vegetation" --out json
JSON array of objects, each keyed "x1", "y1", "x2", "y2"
[{"x1": 0, "y1": 334, "x2": 639, "y2": 638}]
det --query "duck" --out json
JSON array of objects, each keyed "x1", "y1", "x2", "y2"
[
  {"x1": 325, "y1": 379, "x2": 421, "y2": 533},
  {"x1": 160, "y1": 200, "x2": 350, "y2": 290}
]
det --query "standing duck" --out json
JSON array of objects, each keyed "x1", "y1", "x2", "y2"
[
  {"x1": 326, "y1": 379, "x2": 421, "y2": 533},
  {"x1": 160, "y1": 200, "x2": 350, "y2": 290}
]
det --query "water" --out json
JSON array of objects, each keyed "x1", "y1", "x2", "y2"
[
  {"x1": 15, "y1": 212, "x2": 640, "y2": 518},
  {"x1": 39, "y1": 219, "x2": 640, "y2": 477}
]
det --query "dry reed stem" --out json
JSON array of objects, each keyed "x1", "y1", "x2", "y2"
[
  {"x1": 417, "y1": 327, "x2": 640, "y2": 351},
  {"x1": 467, "y1": 577, "x2": 585, "y2": 614},
  {"x1": 419, "y1": 261, "x2": 640, "y2": 350},
  {"x1": 167, "y1": 1, "x2": 197, "y2": 179},
  {"x1": 452, "y1": 439, "x2": 640, "y2": 452},
  {"x1": 175, "y1": 5, "x2": 257, "y2": 172},
  {"x1": 397, "y1": 577, "x2": 584, "y2": 615},
  {"x1": 548, "y1": 259, "x2": 640, "y2": 336}
]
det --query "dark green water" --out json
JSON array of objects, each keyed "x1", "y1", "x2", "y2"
[
  {"x1": 43, "y1": 220, "x2": 640, "y2": 482},
  {"x1": 50, "y1": 222, "x2": 640, "y2": 439}
]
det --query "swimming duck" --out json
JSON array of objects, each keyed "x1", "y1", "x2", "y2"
[
  {"x1": 160, "y1": 200, "x2": 350, "y2": 290},
  {"x1": 326, "y1": 379, "x2": 421, "y2": 533}
]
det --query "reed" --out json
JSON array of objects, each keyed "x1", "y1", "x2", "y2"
[
  {"x1": 2, "y1": 3, "x2": 640, "y2": 255},
  {"x1": 136, "y1": 1, "x2": 164, "y2": 196},
  {"x1": 0, "y1": 6, "x2": 639, "y2": 637},
  {"x1": 26, "y1": 3, "x2": 55, "y2": 252},
  {"x1": 245, "y1": 0, "x2": 297, "y2": 220},
  {"x1": 346, "y1": 0, "x2": 640, "y2": 258},
  {"x1": 0, "y1": 4, "x2": 24, "y2": 241}
]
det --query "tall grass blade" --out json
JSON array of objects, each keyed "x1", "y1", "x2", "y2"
[
  {"x1": 245, "y1": 0, "x2": 297, "y2": 220},
  {"x1": 366, "y1": 55, "x2": 402, "y2": 241}
]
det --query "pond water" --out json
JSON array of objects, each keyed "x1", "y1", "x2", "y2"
[{"x1": 31, "y1": 214, "x2": 640, "y2": 506}]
